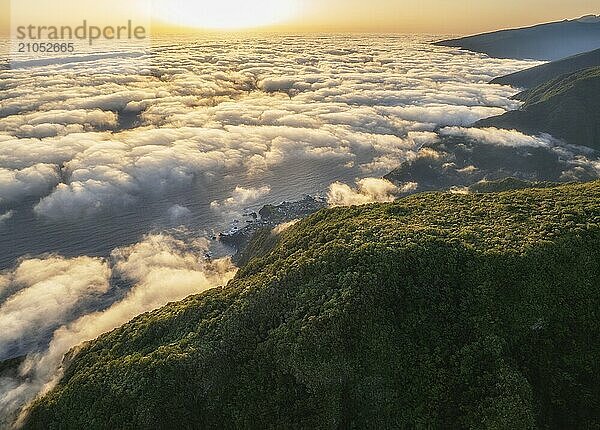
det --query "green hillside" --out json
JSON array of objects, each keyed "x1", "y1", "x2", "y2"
[
  {"x1": 476, "y1": 67, "x2": 600, "y2": 150},
  {"x1": 24, "y1": 181, "x2": 600, "y2": 429},
  {"x1": 467, "y1": 178, "x2": 558, "y2": 194},
  {"x1": 490, "y1": 48, "x2": 600, "y2": 88}
]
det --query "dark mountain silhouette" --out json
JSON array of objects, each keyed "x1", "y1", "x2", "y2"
[
  {"x1": 476, "y1": 67, "x2": 600, "y2": 150},
  {"x1": 436, "y1": 16, "x2": 600, "y2": 60},
  {"x1": 491, "y1": 48, "x2": 600, "y2": 88}
]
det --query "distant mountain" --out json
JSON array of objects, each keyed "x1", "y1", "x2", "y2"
[
  {"x1": 578, "y1": 14, "x2": 600, "y2": 24},
  {"x1": 384, "y1": 129, "x2": 598, "y2": 193},
  {"x1": 490, "y1": 48, "x2": 600, "y2": 88},
  {"x1": 476, "y1": 67, "x2": 600, "y2": 150},
  {"x1": 22, "y1": 181, "x2": 600, "y2": 430},
  {"x1": 435, "y1": 16, "x2": 600, "y2": 60}
]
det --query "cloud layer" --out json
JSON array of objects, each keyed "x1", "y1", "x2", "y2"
[
  {"x1": 0, "y1": 234, "x2": 236, "y2": 423},
  {"x1": 328, "y1": 177, "x2": 409, "y2": 206},
  {"x1": 0, "y1": 256, "x2": 110, "y2": 360},
  {"x1": 0, "y1": 36, "x2": 541, "y2": 223}
]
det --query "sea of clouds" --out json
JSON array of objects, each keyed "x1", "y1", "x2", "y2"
[
  {"x1": 0, "y1": 35, "x2": 536, "y2": 221},
  {"x1": 1, "y1": 34, "x2": 599, "y2": 422}
]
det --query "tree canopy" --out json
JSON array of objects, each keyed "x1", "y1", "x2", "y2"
[{"x1": 24, "y1": 181, "x2": 600, "y2": 429}]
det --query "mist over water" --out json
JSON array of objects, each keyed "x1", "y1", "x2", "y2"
[
  {"x1": 0, "y1": 34, "x2": 599, "y2": 420},
  {"x1": 0, "y1": 35, "x2": 536, "y2": 267},
  {"x1": 1, "y1": 157, "x2": 354, "y2": 268}
]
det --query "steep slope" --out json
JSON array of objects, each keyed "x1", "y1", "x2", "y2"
[
  {"x1": 490, "y1": 48, "x2": 600, "y2": 88},
  {"x1": 23, "y1": 182, "x2": 600, "y2": 430},
  {"x1": 435, "y1": 17, "x2": 600, "y2": 60},
  {"x1": 467, "y1": 178, "x2": 557, "y2": 194},
  {"x1": 383, "y1": 133, "x2": 599, "y2": 193},
  {"x1": 476, "y1": 67, "x2": 600, "y2": 150}
]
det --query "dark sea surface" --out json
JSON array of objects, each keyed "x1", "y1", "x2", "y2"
[{"x1": 0, "y1": 157, "x2": 360, "y2": 269}]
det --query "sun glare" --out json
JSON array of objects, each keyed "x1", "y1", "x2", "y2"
[{"x1": 153, "y1": 0, "x2": 301, "y2": 30}]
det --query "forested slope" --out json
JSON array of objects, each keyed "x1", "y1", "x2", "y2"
[
  {"x1": 490, "y1": 48, "x2": 600, "y2": 88},
  {"x1": 476, "y1": 67, "x2": 600, "y2": 150},
  {"x1": 24, "y1": 181, "x2": 600, "y2": 429}
]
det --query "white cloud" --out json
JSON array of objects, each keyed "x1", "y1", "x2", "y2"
[
  {"x1": 0, "y1": 164, "x2": 60, "y2": 204},
  {"x1": 211, "y1": 185, "x2": 271, "y2": 210},
  {"x1": 0, "y1": 110, "x2": 117, "y2": 137},
  {"x1": 0, "y1": 234, "x2": 237, "y2": 421},
  {"x1": 168, "y1": 204, "x2": 192, "y2": 221},
  {"x1": 327, "y1": 177, "x2": 412, "y2": 207},
  {"x1": 380, "y1": 105, "x2": 510, "y2": 127},
  {"x1": 0, "y1": 35, "x2": 550, "y2": 220},
  {"x1": 0, "y1": 210, "x2": 14, "y2": 225},
  {"x1": 440, "y1": 127, "x2": 556, "y2": 148},
  {"x1": 0, "y1": 256, "x2": 111, "y2": 360}
]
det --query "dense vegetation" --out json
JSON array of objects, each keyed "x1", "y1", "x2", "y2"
[
  {"x1": 435, "y1": 17, "x2": 600, "y2": 60},
  {"x1": 467, "y1": 178, "x2": 558, "y2": 194},
  {"x1": 234, "y1": 227, "x2": 279, "y2": 267},
  {"x1": 24, "y1": 181, "x2": 600, "y2": 429},
  {"x1": 490, "y1": 48, "x2": 600, "y2": 88},
  {"x1": 476, "y1": 67, "x2": 600, "y2": 150},
  {"x1": 0, "y1": 356, "x2": 25, "y2": 378}
]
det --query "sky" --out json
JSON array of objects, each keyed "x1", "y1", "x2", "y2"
[
  {"x1": 0, "y1": 0, "x2": 597, "y2": 35},
  {"x1": 283, "y1": 0, "x2": 598, "y2": 33}
]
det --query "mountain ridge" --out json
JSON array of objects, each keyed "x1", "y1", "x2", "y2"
[
  {"x1": 22, "y1": 181, "x2": 600, "y2": 429},
  {"x1": 435, "y1": 17, "x2": 600, "y2": 60},
  {"x1": 476, "y1": 66, "x2": 600, "y2": 150},
  {"x1": 490, "y1": 48, "x2": 600, "y2": 88}
]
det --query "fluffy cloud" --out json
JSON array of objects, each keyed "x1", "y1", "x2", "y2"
[
  {"x1": 379, "y1": 105, "x2": 510, "y2": 127},
  {"x1": 439, "y1": 126, "x2": 556, "y2": 148},
  {"x1": 0, "y1": 164, "x2": 60, "y2": 204},
  {"x1": 211, "y1": 185, "x2": 272, "y2": 210},
  {"x1": 168, "y1": 204, "x2": 192, "y2": 221},
  {"x1": 0, "y1": 256, "x2": 111, "y2": 360},
  {"x1": 0, "y1": 210, "x2": 14, "y2": 225},
  {"x1": 0, "y1": 234, "x2": 237, "y2": 421},
  {"x1": 0, "y1": 35, "x2": 546, "y2": 221},
  {"x1": 0, "y1": 110, "x2": 117, "y2": 137},
  {"x1": 91, "y1": 234, "x2": 236, "y2": 335},
  {"x1": 327, "y1": 177, "x2": 414, "y2": 207}
]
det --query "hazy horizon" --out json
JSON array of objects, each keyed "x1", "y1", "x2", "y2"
[{"x1": 0, "y1": 0, "x2": 598, "y2": 36}]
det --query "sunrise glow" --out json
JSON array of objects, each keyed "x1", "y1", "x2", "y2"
[{"x1": 152, "y1": 0, "x2": 301, "y2": 30}]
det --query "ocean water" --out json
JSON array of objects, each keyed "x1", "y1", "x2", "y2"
[{"x1": 0, "y1": 156, "x2": 362, "y2": 268}]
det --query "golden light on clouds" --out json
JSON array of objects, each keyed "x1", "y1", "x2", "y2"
[
  {"x1": 152, "y1": 0, "x2": 301, "y2": 30},
  {"x1": 0, "y1": 0, "x2": 597, "y2": 34}
]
